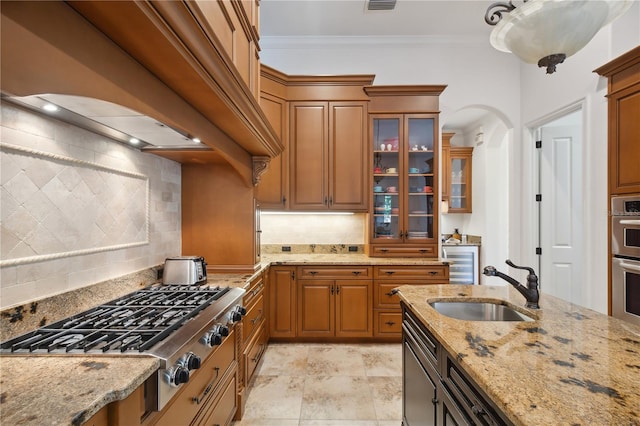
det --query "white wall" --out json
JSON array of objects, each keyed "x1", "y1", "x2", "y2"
[
  {"x1": 261, "y1": 5, "x2": 640, "y2": 312},
  {"x1": 518, "y1": 4, "x2": 640, "y2": 313},
  {"x1": 0, "y1": 103, "x2": 182, "y2": 309}
]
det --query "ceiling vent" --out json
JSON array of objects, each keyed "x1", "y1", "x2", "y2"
[{"x1": 367, "y1": 0, "x2": 396, "y2": 11}]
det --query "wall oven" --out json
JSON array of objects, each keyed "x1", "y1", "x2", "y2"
[{"x1": 611, "y1": 195, "x2": 640, "y2": 326}]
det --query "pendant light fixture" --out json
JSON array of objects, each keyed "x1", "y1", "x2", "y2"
[{"x1": 485, "y1": 0, "x2": 633, "y2": 73}]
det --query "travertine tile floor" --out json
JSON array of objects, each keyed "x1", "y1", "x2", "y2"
[{"x1": 232, "y1": 343, "x2": 403, "y2": 426}]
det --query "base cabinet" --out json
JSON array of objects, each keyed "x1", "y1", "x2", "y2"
[
  {"x1": 402, "y1": 304, "x2": 511, "y2": 426},
  {"x1": 297, "y1": 266, "x2": 373, "y2": 338},
  {"x1": 374, "y1": 265, "x2": 449, "y2": 340},
  {"x1": 298, "y1": 278, "x2": 373, "y2": 338},
  {"x1": 269, "y1": 266, "x2": 297, "y2": 338}
]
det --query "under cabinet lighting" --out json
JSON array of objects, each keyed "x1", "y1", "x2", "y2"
[
  {"x1": 261, "y1": 211, "x2": 354, "y2": 216},
  {"x1": 129, "y1": 137, "x2": 140, "y2": 145},
  {"x1": 192, "y1": 138, "x2": 201, "y2": 143},
  {"x1": 42, "y1": 103, "x2": 59, "y2": 112}
]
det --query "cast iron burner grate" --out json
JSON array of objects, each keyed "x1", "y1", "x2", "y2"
[{"x1": 0, "y1": 285, "x2": 230, "y2": 354}]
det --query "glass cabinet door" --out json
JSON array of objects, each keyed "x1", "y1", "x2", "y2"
[
  {"x1": 405, "y1": 116, "x2": 435, "y2": 241},
  {"x1": 449, "y1": 147, "x2": 472, "y2": 213},
  {"x1": 372, "y1": 117, "x2": 401, "y2": 240}
]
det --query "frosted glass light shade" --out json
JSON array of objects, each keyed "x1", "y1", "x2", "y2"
[{"x1": 490, "y1": 0, "x2": 632, "y2": 73}]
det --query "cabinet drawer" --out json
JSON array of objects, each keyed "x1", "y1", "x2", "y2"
[
  {"x1": 374, "y1": 311, "x2": 402, "y2": 335},
  {"x1": 370, "y1": 245, "x2": 437, "y2": 257},
  {"x1": 443, "y1": 354, "x2": 505, "y2": 426},
  {"x1": 154, "y1": 329, "x2": 236, "y2": 426},
  {"x1": 195, "y1": 368, "x2": 238, "y2": 426},
  {"x1": 298, "y1": 266, "x2": 371, "y2": 279},
  {"x1": 374, "y1": 283, "x2": 401, "y2": 308},
  {"x1": 374, "y1": 265, "x2": 449, "y2": 281},
  {"x1": 244, "y1": 327, "x2": 267, "y2": 384},
  {"x1": 242, "y1": 293, "x2": 265, "y2": 345},
  {"x1": 243, "y1": 274, "x2": 265, "y2": 309}
]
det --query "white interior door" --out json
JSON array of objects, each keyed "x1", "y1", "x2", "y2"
[{"x1": 539, "y1": 122, "x2": 583, "y2": 304}]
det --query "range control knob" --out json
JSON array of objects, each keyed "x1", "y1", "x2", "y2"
[
  {"x1": 218, "y1": 325, "x2": 230, "y2": 337},
  {"x1": 172, "y1": 366, "x2": 189, "y2": 386},
  {"x1": 207, "y1": 332, "x2": 223, "y2": 347},
  {"x1": 231, "y1": 306, "x2": 247, "y2": 322},
  {"x1": 203, "y1": 325, "x2": 227, "y2": 347},
  {"x1": 185, "y1": 352, "x2": 201, "y2": 370}
]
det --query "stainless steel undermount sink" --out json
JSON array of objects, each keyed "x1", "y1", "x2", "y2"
[{"x1": 429, "y1": 301, "x2": 535, "y2": 322}]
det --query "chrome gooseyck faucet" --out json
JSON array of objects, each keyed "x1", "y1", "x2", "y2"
[{"x1": 483, "y1": 260, "x2": 540, "y2": 309}]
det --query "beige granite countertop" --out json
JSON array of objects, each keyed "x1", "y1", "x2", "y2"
[
  {"x1": 397, "y1": 284, "x2": 640, "y2": 426},
  {"x1": 0, "y1": 355, "x2": 159, "y2": 426},
  {"x1": 0, "y1": 254, "x2": 449, "y2": 426}
]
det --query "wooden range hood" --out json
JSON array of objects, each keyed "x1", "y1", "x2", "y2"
[{"x1": 1, "y1": 1, "x2": 282, "y2": 186}]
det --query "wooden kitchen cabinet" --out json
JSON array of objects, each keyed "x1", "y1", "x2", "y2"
[
  {"x1": 151, "y1": 329, "x2": 237, "y2": 426},
  {"x1": 268, "y1": 266, "x2": 297, "y2": 338},
  {"x1": 237, "y1": 273, "x2": 267, "y2": 419},
  {"x1": 297, "y1": 266, "x2": 373, "y2": 338},
  {"x1": 365, "y1": 86, "x2": 446, "y2": 257},
  {"x1": 374, "y1": 265, "x2": 449, "y2": 340},
  {"x1": 441, "y1": 132, "x2": 453, "y2": 202},
  {"x1": 289, "y1": 101, "x2": 369, "y2": 211},
  {"x1": 257, "y1": 66, "x2": 289, "y2": 209},
  {"x1": 595, "y1": 46, "x2": 640, "y2": 195},
  {"x1": 448, "y1": 147, "x2": 473, "y2": 213}
]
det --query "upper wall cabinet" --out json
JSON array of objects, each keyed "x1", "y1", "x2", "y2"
[
  {"x1": 448, "y1": 147, "x2": 473, "y2": 213},
  {"x1": 255, "y1": 70, "x2": 375, "y2": 211},
  {"x1": 595, "y1": 46, "x2": 640, "y2": 196},
  {"x1": 289, "y1": 101, "x2": 369, "y2": 211},
  {"x1": 257, "y1": 66, "x2": 289, "y2": 209}
]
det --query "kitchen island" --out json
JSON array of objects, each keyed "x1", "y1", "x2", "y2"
[{"x1": 398, "y1": 284, "x2": 640, "y2": 425}]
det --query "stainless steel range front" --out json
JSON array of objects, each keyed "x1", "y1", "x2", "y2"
[{"x1": 0, "y1": 284, "x2": 246, "y2": 411}]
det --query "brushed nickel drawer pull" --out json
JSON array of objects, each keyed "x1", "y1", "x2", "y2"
[{"x1": 192, "y1": 366, "x2": 220, "y2": 405}]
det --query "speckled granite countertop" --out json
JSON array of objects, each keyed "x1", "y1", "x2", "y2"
[
  {"x1": 397, "y1": 284, "x2": 640, "y2": 426},
  {"x1": 0, "y1": 355, "x2": 159, "y2": 426},
  {"x1": 0, "y1": 255, "x2": 449, "y2": 426}
]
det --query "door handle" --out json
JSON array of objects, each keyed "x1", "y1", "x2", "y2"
[
  {"x1": 619, "y1": 261, "x2": 640, "y2": 273},
  {"x1": 619, "y1": 219, "x2": 640, "y2": 225}
]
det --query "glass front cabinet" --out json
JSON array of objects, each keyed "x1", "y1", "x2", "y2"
[
  {"x1": 448, "y1": 147, "x2": 473, "y2": 213},
  {"x1": 369, "y1": 114, "x2": 439, "y2": 257}
]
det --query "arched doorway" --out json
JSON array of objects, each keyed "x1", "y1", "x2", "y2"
[{"x1": 441, "y1": 106, "x2": 512, "y2": 284}]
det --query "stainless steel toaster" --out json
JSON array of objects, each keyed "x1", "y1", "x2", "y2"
[{"x1": 162, "y1": 256, "x2": 207, "y2": 285}]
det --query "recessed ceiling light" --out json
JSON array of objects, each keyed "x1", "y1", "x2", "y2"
[
  {"x1": 43, "y1": 103, "x2": 59, "y2": 112},
  {"x1": 192, "y1": 138, "x2": 201, "y2": 143},
  {"x1": 129, "y1": 137, "x2": 140, "y2": 144}
]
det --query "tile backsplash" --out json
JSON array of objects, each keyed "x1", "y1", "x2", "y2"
[{"x1": 0, "y1": 102, "x2": 181, "y2": 309}]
